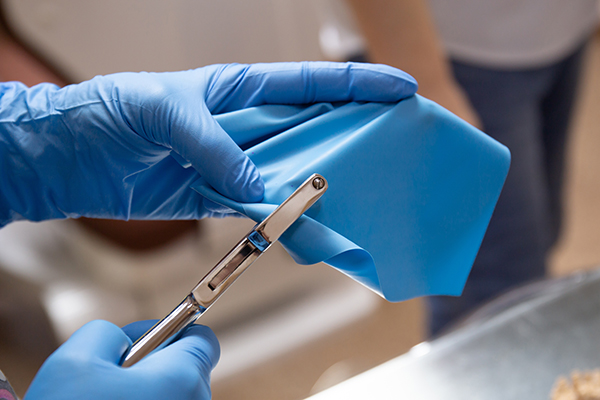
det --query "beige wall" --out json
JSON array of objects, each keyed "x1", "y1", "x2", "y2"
[{"x1": 2, "y1": 0, "x2": 325, "y2": 80}]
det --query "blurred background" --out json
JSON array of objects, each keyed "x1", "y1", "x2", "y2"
[{"x1": 0, "y1": 1, "x2": 599, "y2": 399}]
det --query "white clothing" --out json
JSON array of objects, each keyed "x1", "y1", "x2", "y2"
[
  {"x1": 318, "y1": 0, "x2": 599, "y2": 68},
  {"x1": 428, "y1": 0, "x2": 599, "y2": 68}
]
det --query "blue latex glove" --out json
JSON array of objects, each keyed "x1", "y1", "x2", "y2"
[
  {"x1": 0, "y1": 62, "x2": 417, "y2": 226},
  {"x1": 25, "y1": 320, "x2": 220, "y2": 400}
]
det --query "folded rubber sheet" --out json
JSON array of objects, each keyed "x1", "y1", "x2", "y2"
[{"x1": 192, "y1": 95, "x2": 510, "y2": 301}]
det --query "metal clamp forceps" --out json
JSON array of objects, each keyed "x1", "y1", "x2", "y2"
[{"x1": 121, "y1": 173, "x2": 328, "y2": 367}]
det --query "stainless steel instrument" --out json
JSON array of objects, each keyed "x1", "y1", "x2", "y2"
[{"x1": 121, "y1": 173, "x2": 328, "y2": 367}]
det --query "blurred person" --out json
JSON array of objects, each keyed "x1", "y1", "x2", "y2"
[
  {"x1": 329, "y1": 0, "x2": 598, "y2": 335},
  {"x1": 0, "y1": 49, "x2": 418, "y2": 398}
]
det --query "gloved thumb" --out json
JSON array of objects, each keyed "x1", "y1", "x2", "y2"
[
  {"x1": 170, "y1": 102, "x2": 264, "y2": 203},
  {"x1": 57, "y1": 320, "x2": 131, "y2": 365},
  {"x1": 122, "y1": 319, "x2": 158, "y2": 342},
  {"x1": 150, "y1": 324, "x2": 220, "y2": 377}
]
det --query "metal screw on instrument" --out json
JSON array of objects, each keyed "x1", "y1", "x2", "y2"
[{"x1": 312, "y1": 177, "x2": 325, "y2": 190}]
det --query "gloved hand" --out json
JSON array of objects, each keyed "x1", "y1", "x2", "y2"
[
  {"x1": 0, "y1": 62, "x2": 417, "y2": 226},
  {"x1": 24, "y1": 320, "x2": 220, "y2": 400}
]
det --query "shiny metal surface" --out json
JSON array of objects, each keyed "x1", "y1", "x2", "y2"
[
  {"x1": 122, "y1": 174, "x2": 328, "y2": 367},
  {"x1": 308, "y1": 269, "x2": 600, "y2": 399},
  {"x1": 256, "y1": 174, "x2": 328, "y2": 243},
  {"x1": 312, "y1": 177, "x2": 326, "y2": 190},
  {"x1": 192, "y1": 237, "x2": 261, "y2": 306},
  {"x1": 191, "y1": 173, "x2": 328, "y2": 307},
  {"x1": 122, "y1": 295, "x2": 203, "y2": 367}
]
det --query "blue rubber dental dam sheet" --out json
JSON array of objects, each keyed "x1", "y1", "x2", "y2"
[{"x1": 192, "y1": 95, "x2": 511, "y2": 301}]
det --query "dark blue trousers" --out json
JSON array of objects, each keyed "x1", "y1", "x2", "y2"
[{"x1": 427, "y1": 43, "x2": 588, "y2": 336}]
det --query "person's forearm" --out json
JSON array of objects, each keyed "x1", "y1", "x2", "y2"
[
  {"x1": 347, "y1": 0, "x2": 450, "y2": 90},
  {"x1": 0, "y1": 32, "x2": 66, "y2": 86},
  {"x1": 0, "y1": 82, "x2": 69, "y2": 225},
  {"x1": 346, "y1": 0, "x2": 480, "y2": 126}
]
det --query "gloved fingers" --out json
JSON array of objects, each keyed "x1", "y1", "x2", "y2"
[
  {"x1": 128, "y1": 156, "x2": 210, "y2": 220},
  {"x1": 204, "y1": 62, "x2": 418, "y2": 113},
  {"x1": 170, "y1": 151, "x2": 193, "y2": 168},
  {"x1": 58, "y1": 320, "x2": 131, "y2": 364},
  {"x1": 141, "y1": 324, "x2": 220, "y2": 377},
  {"x1": 122, "y1": 320, "x2": 159, "y2": 342},
  {"x1": 203, "y1": 198, "x2": 242, "y2": 215},
  {"x1": 204, "y1": 211, "x2": 247, "y2": 219},
  {"x1": 171, "y1": 325, "x2": 221, "y2": 374},
  {"x1": 169, "y1": 102, "x2": 264, "y2": 203}
]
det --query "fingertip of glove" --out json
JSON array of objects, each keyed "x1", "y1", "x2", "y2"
[
  {"x1": 203, "y1": 198, "x2": 238, "y2": 215},
  {"x1": 121, "y1": 319, "x2": 159, "y2": 342},
  {"x1": 347, "y1": 62, "x2": 418, "y2": 101},
  {"x1": 224, "y1": 161, "x2": 264, "y2": 203},
  {"x1": 79, "y1": 320, "x2": 123, "y2": 338},
  {"x1": 61, "y1": 320, "x2": 130, "y2": 363},
  {"x1": 181, "y1": 325, "x2": 221, "y2": 370},
  {"x1": 243, "y1": 172, "x2": 265, "y2": 203}
]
